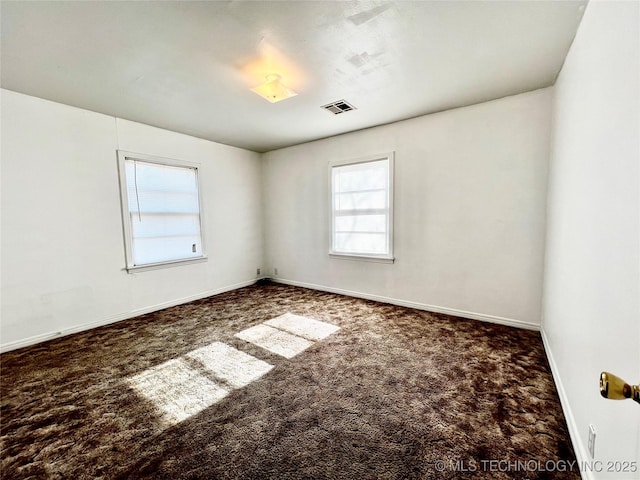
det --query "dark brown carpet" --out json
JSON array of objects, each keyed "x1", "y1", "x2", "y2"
[{"x1": 1, "y1": 282, "x2": 577, "y2": 479}]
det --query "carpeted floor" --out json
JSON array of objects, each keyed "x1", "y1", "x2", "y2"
[{"x1": 1, "y1": 282, "x2": 578, "y2": 479}]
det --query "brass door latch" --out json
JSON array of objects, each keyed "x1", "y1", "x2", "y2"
[{"x1": 600, "y1": 372, "x2": 640, "y2": 405}]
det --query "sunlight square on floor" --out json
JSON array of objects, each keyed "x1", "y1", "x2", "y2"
[
  {"x1": 128, "y1": 358, "x2": 229, "y2": 425},
  {"x1": 264, "y1": 313, "x2": 340, "y2": 341},
  {"x1": 235, "y1": 324, "x2": 314, "y2": 359},
  {"x1": 186, "y1": 341, "x2": 273, "y2": 388}
]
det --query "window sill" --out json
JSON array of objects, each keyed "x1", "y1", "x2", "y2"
[
  {"x1": 329, "y1": 252, "x2": 395, "y2": 264},
  {"x1": 125, "y1": 256, "x2": 208, "y2": 273}
]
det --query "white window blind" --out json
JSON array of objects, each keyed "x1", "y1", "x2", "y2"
[
  {"x1": 330, "y1": 154, "x2": 394, "y2": 260},
  {"x1": 118, "y1": 152, "x2": 206, "y2": 271}
]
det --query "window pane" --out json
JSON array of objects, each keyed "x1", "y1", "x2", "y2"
[
  {"x1": 128, "y1": 191, "x2": 200, "y2": 214},
  {"x1": 330, "y1": 156, "x2": 392, "y2": 257},
  {"x1": 126, "y1": 161, "x2": 197, "y2": 192},
  {"x1": 131, "y1": 214, "x2": 201, "y2": 239},
  {"x1": 334, "y1": 190, "x2": 386, "y2": 211},
  {"x1": 132, "y1": 236, "x2": 202, "y2": 265},
  {"x1": 121, "y1": 156, "x2": 204, "y2": 268},
  {"x1": 334, "y1": 232, "x2": 387, "y2": 254},
  {"x1": 335, "y1": 214, "x2": 386, "y2": 233},
  {"x1": 333, "y1": 159, "x2": 388, "y2": 192}
]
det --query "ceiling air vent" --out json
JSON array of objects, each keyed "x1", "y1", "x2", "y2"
[{"x1": 321, "y1": 100, "x2": 356, "y2": 115}]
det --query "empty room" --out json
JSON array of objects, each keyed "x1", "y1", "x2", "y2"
[{"x1": 1, "y1": 1, "x2": 638, "y2": 479}]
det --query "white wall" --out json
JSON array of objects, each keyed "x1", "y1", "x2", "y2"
[
  {"x1": 263, "y1": 89, "x2": 551, "y2": 328},
  {"x1": 542, "y1": 1, "x2": 639, "y2": 478},
  {"x1": 1, "y1": 89, "x2": 263, "y2": 351}
]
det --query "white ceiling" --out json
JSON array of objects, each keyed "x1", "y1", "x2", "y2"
[{"x1": 1, "y1": 0, "x2": 587, "y2": 153}]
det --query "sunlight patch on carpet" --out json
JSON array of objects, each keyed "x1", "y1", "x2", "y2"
[
  {"x1": 128, "y1": 342, "x2": 274, "y2": 427},
  {"x1": 265, "y1": 313, "x2": 340, "y2": 341},
  {"x1": 235, "y1": 324, "x2": 314, "y2": 359},
  {"x1": 128, "y1": 313, "x2": 339, "y2": 427},
  {"x1": 128, "y1": 358, "x2": 229, "y2": 425},
  {"x1": 186, "y1": 341, "x2": 273, "y2": 388}
]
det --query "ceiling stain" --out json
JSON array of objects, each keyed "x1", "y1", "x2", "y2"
[
  {"x1": 347, "y1": 3, "x2": 392, "y2": 26},
  {"x1": 348, "y1": 52, "x2": 371, "y2": 68}
]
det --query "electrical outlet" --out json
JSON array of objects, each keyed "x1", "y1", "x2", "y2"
[
  {"x1": 588, "y1": 424, "x2": 596, "y2": 458},
  {"x1": 257, "y1": 268, "x2": 261, "y2": 276},
  {"x1": 274, "y1": 268, "x2": 278, "y2": 276}
]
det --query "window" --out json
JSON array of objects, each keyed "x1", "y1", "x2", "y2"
[
  {"x1": 330, "y1": 152, "x2": 394, "y2": 262},
  {"x1": 117, "y1": 151, "x2": 206, "y2": 272}
]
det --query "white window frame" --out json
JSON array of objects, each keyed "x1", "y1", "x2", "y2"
[
  {"x1": 117, "y1": 150, "x2": 207, "y2": 273},
  {"x1": 329, "y1": 152, "x2": 395, "y2": 263}
]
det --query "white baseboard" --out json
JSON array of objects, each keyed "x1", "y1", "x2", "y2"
[
  {"x1": 269, "y1": 277, "x2": 540, "y2": 331},
  {"x1": 540, "y1": 326, "x2": 590, "y2": 480},
  {"x1": 0, "y1": 279, "x2": 259, "y2": 354},
  {"x1": 1, "y1": 275, "x2": 538, "y2": 349}
]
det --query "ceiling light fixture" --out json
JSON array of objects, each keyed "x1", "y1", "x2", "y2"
[{"x1": 251, "y1": 74, "x2": 297, "y2": 103}]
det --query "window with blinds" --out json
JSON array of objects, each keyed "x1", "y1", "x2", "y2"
[
  {"x1": 330, "y1": 153, "x2": 394, "y2": 261},
  {"x1": 117, "y1": 151, "x2": 206, "y2": 271}
]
